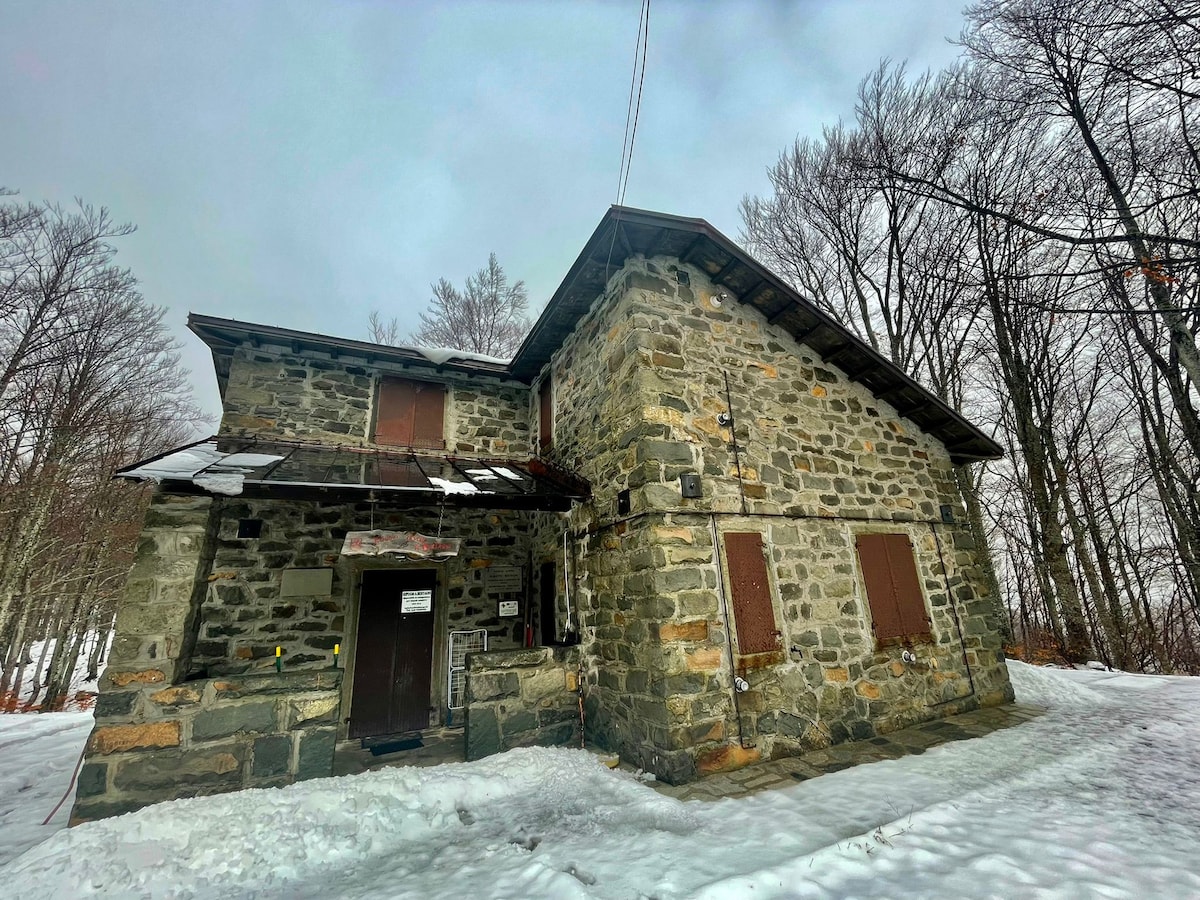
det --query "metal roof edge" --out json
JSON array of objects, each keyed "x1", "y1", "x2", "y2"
[{"x1": 186, "y1": 314, "x2": 515, "y2": 379}]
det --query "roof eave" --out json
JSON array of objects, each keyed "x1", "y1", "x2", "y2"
[{"x1": 187, "y1": 314, "x2": 514, "y2": 380}]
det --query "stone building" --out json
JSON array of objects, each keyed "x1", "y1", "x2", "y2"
[{"x1": 72, "y1": 207, "x2": 1013, "y2": 823}]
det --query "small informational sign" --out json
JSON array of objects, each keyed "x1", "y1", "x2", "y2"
[
  {"x1": 401, "y1": 589, "x2": 433, "y2": 613},
  {"x1": 279, "y1": 567, "x2": 333, "y2": 598},
  {"x1": 498, "y1": 600, "x2": 520, "y2": 617},
  {"x1": 488, "y1": 565, "x2": 522, "y2": 594}
]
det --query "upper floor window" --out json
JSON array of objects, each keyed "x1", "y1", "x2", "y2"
[
  {"x1": 854, "y1": 532, "x2": 932, "y2": 645},
  {"x1": 538, "y1": 375, "x2": 553, "y2": 454},
  {"x1": 375, "y1": 377, "x2": 445, "y2": 449}
]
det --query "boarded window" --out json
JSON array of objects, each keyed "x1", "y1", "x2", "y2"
[
  {"x1": 855, "y1": 533, "x2": 931, "y2": 643},
  {"x1": 724, "y1": 532, "x2": 780, "y2": 654},
  {"x1": 538, "y1": 376, "x2": 553, "y2": 453},
  {"x1": 375, "y1": 378, "x2": 445, "y2": 449}
]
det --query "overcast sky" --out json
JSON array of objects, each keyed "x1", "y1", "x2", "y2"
[{"x1": 2, "y1": 1, "x2": 968, "y2": 422}]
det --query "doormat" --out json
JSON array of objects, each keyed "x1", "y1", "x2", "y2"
[{"x1": 365, "y1": 737, "x2": 424, "y2": 756}]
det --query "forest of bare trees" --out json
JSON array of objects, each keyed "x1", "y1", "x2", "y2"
[
  {"x1": 743, "y1": 0, "x2": 1200, "y2": 670},
  {"x1": 0, "y1": 193, "x2": 202, "y2": 709}
]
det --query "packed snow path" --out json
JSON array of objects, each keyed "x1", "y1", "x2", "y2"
[
  {"x1": 0, "y1": 711, "x2": 93, "y2": 868},
  {"x1": 3, "y1": 662, "x2": 1199, "y2": 898}
]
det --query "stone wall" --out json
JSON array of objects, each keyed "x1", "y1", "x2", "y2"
[
  {"x1": 71, "y1": 670, "x2": 341, "y2": 824},
  {"x1": 544, "y1": 256, "x2": 1012, "y2": 783},
  {"x1": 465, "y1": 646, "x2": 582, "y2": 760},
  {"x1": 75, "y1": 489, "x2": 549, "y2": 820},
  {"x1": 105, "y1": 493, "x2": 215, "y2": 688},
  {"x1": 527, "y1": 271, "x2": 686, "y2": 775},
  {"x1": 74, "y1": 491, "x2": 343, "y2": 822},
  {"x1": 219, "y1": 344, "x2": 531, "y2": 456},
  {"x1": 189, "y1": 498, "x2": 538, "y2": 712}
]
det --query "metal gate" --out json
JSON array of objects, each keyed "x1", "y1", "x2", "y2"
[{"x1": 447, "y1": 629, "x2": 488, "y2": 716}]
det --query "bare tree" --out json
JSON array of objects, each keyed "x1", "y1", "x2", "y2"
[
  {"x1": 411, "y1": 253, "x2": 530, "y2": 357},
  {"x1": 366, "y1": 310, "x2": 400, "y2": 346},
  {"x1": 0, "y1": 194, "x2": 204, "y2": 708},
  {"x1": 740, "y1": 6, "x2": 1200, "y2": 667}
]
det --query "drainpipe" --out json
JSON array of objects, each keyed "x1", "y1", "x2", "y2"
[
  {"x1": 562, "y1": 526, "x2": 575, "y2": 643},
  {"x1": 709, "y1": 515, "x2": 751, "y2": 748}
]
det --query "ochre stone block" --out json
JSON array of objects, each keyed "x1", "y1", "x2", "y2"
[
  {"x1": 109, "y1": 669, "x2": 166, "y2": 687},
  {"x1": 89, "y1": 721, "x2": 181, "y2": 754},
  {"x1": 660, "y1": 620, "x2": 708, "y2": 642},
  {"x1": 856, "y1": 681, "x2": 882, "y2": 699},
  {"x1": 824, "y1": 666, "x2": 850, "y2": 682},
  {"x1": 653, "y1": 526, "x2": 694, "y2": 545},
  {"x1": 149, "y1": 686, "x2": 201, "y2": 706},
  {"x1": 686, "y1": 648, "x2": 722, "y2": 671},
  {"x1": 696, "y1": 743, "x2": 761, "y2": 774}
]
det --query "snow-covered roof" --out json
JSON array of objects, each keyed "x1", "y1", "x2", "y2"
[{"x1": 118, "y1": 437, "x2": 587, "y2": 510}]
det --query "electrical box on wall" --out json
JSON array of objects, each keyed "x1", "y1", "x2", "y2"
[{"x1": 680, "y1": 473, "x2": 702, "y2": 498}]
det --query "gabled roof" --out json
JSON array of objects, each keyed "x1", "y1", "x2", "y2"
[
  {"x1": 188, "y1": 207, "x2": 1003, "y2": 464},
  {"x1": 189, "y1": 314, "x2": 512, "y2": 398},
  {"x1": 509, "y1": 206, "x2": 1003, "y2": 464}
]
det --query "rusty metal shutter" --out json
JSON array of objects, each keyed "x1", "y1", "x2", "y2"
[
  {"x1": 724, "y1": 532, "x2": 779, "y2": 654},
  {"x1": 855, "y1": 533, "x2": 930, "y2": 642},
  {"x1": 375, "y1": 378, "x2": 444, "y2": 448},
  {"x1": 376, "y1": 378, "x2": 417, "y2": 446},
  {"x1": 538, "y1": 376, "x2": 552, "y2": 453},
  {"x1": 411, "y1": 382, "x2": 446, "y2": 449}
]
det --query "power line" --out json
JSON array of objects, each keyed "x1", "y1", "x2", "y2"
[{"x1": 615, "y1": 0, "x2": 650, "y2": 207}]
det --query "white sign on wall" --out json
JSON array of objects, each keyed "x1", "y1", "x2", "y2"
[
  {"x1": 498, "y1": 600, "x2": 520, "y2": 617},
  {"x1": 400, "y1": 590, "x2": 433, "y2": 613},
  {"x1": 487, "y1": 566, "x2": 522, "y2": 594}
]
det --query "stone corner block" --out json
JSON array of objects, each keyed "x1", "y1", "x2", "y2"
[
  {"x1": 191, "y1": 702, "x2": 277, "y2": 741},
  {"x1": 88, "y1": 721, "x2": 181, "y2": 754}
]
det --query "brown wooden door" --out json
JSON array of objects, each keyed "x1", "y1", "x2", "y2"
[{"x1": 349, "y1": 569, "x2": 437, "y2": 738}]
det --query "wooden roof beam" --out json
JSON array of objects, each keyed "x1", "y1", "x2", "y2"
[
  {"x1": 823, "y1": 343, "x2": 859, "y2": 368},
  {"x1": 679, "y1": 234, "x2": 707, "y2": 265},
  {"x1": 712, "y1": 257, "x2": 741, "y2": 285},
  {"x1": 767, "y1": 299, "x2": 800, "y2": 324}
]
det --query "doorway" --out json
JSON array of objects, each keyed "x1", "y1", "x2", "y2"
[{"x1": 349, "y1": 568, "x2": 437, "y2": 738}]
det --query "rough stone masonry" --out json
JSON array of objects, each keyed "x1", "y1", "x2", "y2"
[
  {"x1": 73, "y1": 232, "x2": 1011, "y2": 819},
  {"x1": 537, "y1": 254, "x2": 1012, "y2": 784}
]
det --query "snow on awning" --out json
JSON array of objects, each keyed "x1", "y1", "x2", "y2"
[{"x1": 117, "y1": 437, "x2": 589, "y2": 511}]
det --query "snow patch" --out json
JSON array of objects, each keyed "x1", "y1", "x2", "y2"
[
  {"x1": 412, "y1": 347, "x2": 511, "y2": 366},
  {"x1": 192, "y1": 473, "x2": 245, "y2": 495},
  {"x1": 1006, "y1": 659, "x2": 1108, "y2": 708},
  {"x1": 6, "y1": 663, "x2": 1200, "y2": 899},
  {"x1": 428, "y1": 477, "x2": 480, "y2": 495}
]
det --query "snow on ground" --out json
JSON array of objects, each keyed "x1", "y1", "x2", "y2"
[
  {"x1": 0, "y1": 711, "x2": 94, "y2": 867},
  {"x1": 4, "y1": 661, "x2": 1200, "y2": 899}
]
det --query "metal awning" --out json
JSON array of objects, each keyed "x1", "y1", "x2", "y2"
[{"x1": 117, "y1": 437, "x2": 590, "y2": 511}]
